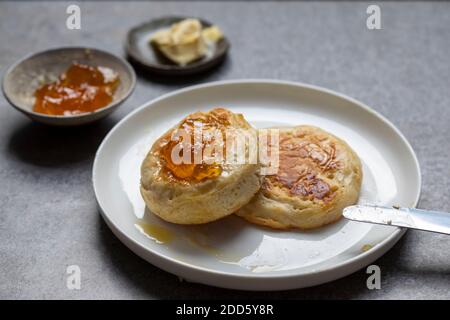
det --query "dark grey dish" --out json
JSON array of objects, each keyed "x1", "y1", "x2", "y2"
[
  {"x1": 2, "y1": 47, "x2": 136, "y2": 126},
  {"x1": 126, "y1": 16, "x2": 230, "y2": 76}
]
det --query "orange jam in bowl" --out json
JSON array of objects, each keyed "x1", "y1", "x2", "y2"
[{"x1": 33, "y1": 63, "x2": 120, "y2": 116}]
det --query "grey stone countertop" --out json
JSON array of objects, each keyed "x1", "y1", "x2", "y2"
[{"x1": 1, "y1": 1, "x2": 449, "y2": 299}]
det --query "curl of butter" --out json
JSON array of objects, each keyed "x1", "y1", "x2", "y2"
[{"x1": 151, "y1": 19, "x2": 223, "y2": 66}]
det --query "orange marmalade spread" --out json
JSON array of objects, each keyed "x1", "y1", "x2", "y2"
[
  {"x1": 33, "y1": 63, "x2": 120, "y2": 116},
  {"x1": 160, "y1": 109, "x2": 231, "y2": 182}
]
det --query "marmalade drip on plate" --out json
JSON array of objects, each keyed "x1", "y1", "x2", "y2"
[
  {"x1": 160, "y1": 109, "x2": 231, "y2": 182},
  {"x1": 33, "y1": 63, "x2": 120, "y2": 116}
]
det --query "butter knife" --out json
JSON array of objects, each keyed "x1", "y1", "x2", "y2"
[{"x1": 343, "y1": 204, "x2": 450, "y2": 235}]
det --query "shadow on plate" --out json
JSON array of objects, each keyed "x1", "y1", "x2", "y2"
[
  {"x1": 7, "y1": 118, "x2": 115, "y2": 167},
  {"x1": 139, "y1": 209, "x2": 261, "y2": 261}
]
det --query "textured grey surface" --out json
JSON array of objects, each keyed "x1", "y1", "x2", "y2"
[{"x1": 1, "y1": 1, "x2": 450, "y2": 300}]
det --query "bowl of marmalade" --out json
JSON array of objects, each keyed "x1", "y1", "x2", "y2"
[{"x1": 2, "y1": 47, "x2": 136, "y2": 126}]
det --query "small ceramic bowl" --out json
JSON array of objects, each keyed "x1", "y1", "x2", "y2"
[
  {"x1": 126, "y1": 16, "x2": 230, "y2": 76},
  {"x1": 2, "y1": 47, "x2": 136, "y2": 126}
]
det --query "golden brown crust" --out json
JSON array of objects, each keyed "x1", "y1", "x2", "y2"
[
  {"x1": 236, "y1": 125, "x2": 362, "y2": 230},
  {"x1": 264, "y1": 127, "x2": 341, "y2": 202}
]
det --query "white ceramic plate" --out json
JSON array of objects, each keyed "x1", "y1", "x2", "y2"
[{"x1": 93, "y1": 80, "x2": 421, "y2": 291}]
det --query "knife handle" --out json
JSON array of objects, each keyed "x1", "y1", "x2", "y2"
[{"x1": 406, "y1": 207, "x2": 450, "y2": 235}]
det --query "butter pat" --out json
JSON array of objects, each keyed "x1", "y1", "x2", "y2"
[
  {"x1": 151, "y1": 19, "x2": 207, "y2": 66},
  {"x1": 202, "y1": 25, "x2": 224, "y2": 43},
  {"x1": 150, "y1": 19, "x2": 224, "y2": 66}
]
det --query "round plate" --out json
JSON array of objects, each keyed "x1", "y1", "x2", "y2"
[
  {"x1": 93, "y1": 80, "x2": 421, "y2": 291},
  {"x1": 126, "y1": 16, "x2": 230, "y2": 76}
]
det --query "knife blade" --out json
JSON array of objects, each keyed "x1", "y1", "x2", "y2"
[{"x1": 343, "y1": 204, "x2": 450, "y2": 235}]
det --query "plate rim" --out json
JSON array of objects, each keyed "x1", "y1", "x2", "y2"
[{"x1": 92, "y1": 79, "x2": 421, "y2": 288}]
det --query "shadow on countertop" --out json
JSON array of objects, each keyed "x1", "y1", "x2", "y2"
[
  {"x1": 96, "y1": 213, "x2": 393, "y2": 300},
  {"x1": 7, "y1": 118, "x2": 116, "y2": 167},
  {"x1": 129, "y1": 55, "x2": 230, "y2": 86}
]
